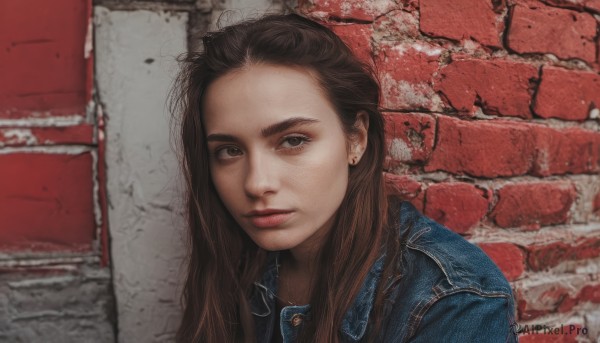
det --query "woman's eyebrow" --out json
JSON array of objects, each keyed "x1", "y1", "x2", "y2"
[
  {"x1": 206, "y1": 117, "x2": 320, "y2": 142},
  {"x1": 260, "y1": 117, "x2": 319, "y2": 137}
]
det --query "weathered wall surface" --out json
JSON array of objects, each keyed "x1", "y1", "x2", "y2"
[
  {"x1": 2, "y1": 0, "x2": 599, "y2": 342},
  {"x1": 94, "y1": 7, "x2": 189, "y2": 343},
  {"x1": 302, "y1": 0, "x2": 600, "y2": 341}
]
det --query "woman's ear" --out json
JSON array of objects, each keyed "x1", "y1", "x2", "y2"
[{"x1": 348, "y1": 111, "x2": 369, "y2": 166}]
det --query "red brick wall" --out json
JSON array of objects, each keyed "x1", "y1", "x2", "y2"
[
  {"x1": 299, "y1": 0, "x2": 600, "y2": 339},
  {"x1": 0, "y1": 0, "x2": 109, "y2": 264}
]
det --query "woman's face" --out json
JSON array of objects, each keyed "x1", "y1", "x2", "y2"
[{"x1": 202, "y1": 64, "x2": 354, "y2": 253}]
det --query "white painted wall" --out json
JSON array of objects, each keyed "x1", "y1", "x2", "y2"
[
  {"x1": 95, "y1": 0, "x2": 285, "y2": 341},
  {"x1": 94, "y1": 8, "x2": 188, "y2": 342}
]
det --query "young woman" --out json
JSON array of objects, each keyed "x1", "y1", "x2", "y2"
[{"x1": 170, "y1": 13, "x2": 518, "y2": 343}]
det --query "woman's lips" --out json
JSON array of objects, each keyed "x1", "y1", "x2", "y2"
[{"x1": 249, "y1": 212, "x2": 294, "y2": 228}]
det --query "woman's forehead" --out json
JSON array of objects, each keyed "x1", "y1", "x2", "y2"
[{"x1": 202, "y1": 64, "x2": 340, "y2": 135}]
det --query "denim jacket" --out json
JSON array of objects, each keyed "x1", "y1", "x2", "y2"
[{"x1": 249, "y1": 200, "x2": 518, "y2": 342}]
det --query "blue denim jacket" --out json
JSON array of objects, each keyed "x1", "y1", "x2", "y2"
[{"x1": 249, "y1": 201, "x2": 518, "y2": 342}]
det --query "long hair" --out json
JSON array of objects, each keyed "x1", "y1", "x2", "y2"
[{"x1": 169, "y1": 13, "x2": 402, "y2": 342}]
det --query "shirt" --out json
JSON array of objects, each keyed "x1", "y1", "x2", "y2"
[{"x1": 249, "y1": 200, "x2": 519, "y2": 342}]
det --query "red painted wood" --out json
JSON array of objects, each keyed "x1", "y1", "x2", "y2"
[
  {"x1": 0, "y1": 153, "x2": 95, "y2": 250},
  {"x1": 0, "y1": 0, "x2": 90, "y2": 118}
]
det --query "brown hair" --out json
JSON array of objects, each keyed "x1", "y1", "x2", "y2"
[{"x1": 169, "y1": 13, "x2": 402, "y2": 342}]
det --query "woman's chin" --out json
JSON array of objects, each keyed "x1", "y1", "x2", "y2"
[{"x1": 251, "y1": 237, "x2": 299, "y2": 252}]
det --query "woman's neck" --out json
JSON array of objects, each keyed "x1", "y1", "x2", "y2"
[
  {"x1": 278, "y1": 250, "x2": 316, "y2": 306},
  {"x1": 284, "y1": 213, "x2": 336, "y2": 274}
]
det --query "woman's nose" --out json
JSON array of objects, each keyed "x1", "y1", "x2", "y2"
[{"x1": 243, "y1": 152, "x2": 278, "y2": 198}]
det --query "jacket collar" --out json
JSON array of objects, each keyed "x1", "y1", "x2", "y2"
[{"x1": 250, "y1": 250, "x2": 386, "y2": 342}]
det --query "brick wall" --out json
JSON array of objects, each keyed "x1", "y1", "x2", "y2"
[
  {"x1": 301, "y1": 0, "x2": 600, "y2": 341},
  {"x1": 1, "y1": 0, "x2": 599, "y2": 341}
]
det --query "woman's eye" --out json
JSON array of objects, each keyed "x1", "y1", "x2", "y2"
[
  {"x1": 280, "y1": 135, "x2": 310, "y2": 149},
  {"x1": 215, "y1": 146, "x2": 243, "y2": 159}
]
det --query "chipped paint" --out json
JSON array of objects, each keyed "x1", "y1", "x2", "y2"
[
  {"x1": 0, "y1": 116, "x2": 85, "y2": 127},
  {"x1": 0, "y1": 146, "x2": 92, "y2": 155},
  {"x1": 389, "y1": 42, "x2": 442, "y2": 58},
  {"x1": 84, "y1": 18, "x2": 93, "y2": 59},
  {"x1": 411, "y1": 42, "x2": 443, "y2": 57},
  {"x1": 390, "y1": 138, "x2": 412, "y2": 161},
  {"x1": 0, "y1": 128, "x2": 38, "y2": 146}
]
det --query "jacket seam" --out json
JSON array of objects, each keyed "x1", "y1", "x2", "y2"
[
  {"x1": 406, "y1": 243, "x2": 455, "y2": 288},
  {"x1": 406, "y1": 288, "x2": 512, "y2": 341}
]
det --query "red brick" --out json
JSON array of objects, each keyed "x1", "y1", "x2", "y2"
[
  {"x1": 516, "y1": 284, "x2": 568, "y2": 321},
  {"x1": 507, "y1": 2, "x2": 596, "y2": 64},
  {"x1": 0, "y1": 124, "x2": 94, "y2": 147},
  {"x1": 425, "y1": 116, "x2": 536, "y2": 177},
  {"x1": 424, "y1": 183, "x2": 490, "y2": 234},
  {"x1": 0, "y1": 153, "x2": 95, "y2": 250},
  {"x1": 330, "y1": 24, "x2": 373, "y2": 65},
  {"x1": 383, "y1": 172, "x2": 422, "y2": 200},
  {"x1": 300, "y1": 0, "x2": 397, "y2": 21},
  {"x1": 383, "y1": 112, "x2": 435, "y2": 164},
  {"x1": 427, "y1": 116, "x2": 600, "y2": 177},
  {"x1": 539, "y1": 0, "x2": 600, "y2": 14},
  {"x1": 580, "y1": 284, "x2": 600, "y2": 303},
  {"x1": 0, "y1": 0, "x2": 91, "y2": 118},
  {"x1": 526, "y1": 237, "x2": 600, "y2": 271},
  {"x1": 527, "y1": 242, "x2": 574, "y2": 271},
  {"x1": 420, "y1": 0, "x2": 503, "y2": 47},
  {"x1": 515, "y1": 281, "x2": 593, "y2": 322},
  {"x1": 534, "y1": 67, "x2": 600, "y2": 121},
  {"x1": 435, "y1": 59, "x2": 537, "y2": 118},
  {"x1": 517, "y1": 279, "x2": 600, "y2": 327},
  {"x1": 479, "y1": 243, "x2": 525, "y2": 281},
  {"x1": 375, "y1": 42, "x2": 442, "y2": 110},
  {"x1": 532, "y1": 127, "x2": 600, "y2": 176},
  {"x1": 490, "y1": 182, "x2": 576, "y2": 229},
  {"x1": 594, "y1": 191, "x2": 600, "y2": 214}
]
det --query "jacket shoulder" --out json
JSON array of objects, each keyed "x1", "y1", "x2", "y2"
[
  {"x1": 377, "y1": 199, "x2": 517, "y2": 342},
  {"x1": 396, "y1": 200, "x2": 512, "y2": 295}
]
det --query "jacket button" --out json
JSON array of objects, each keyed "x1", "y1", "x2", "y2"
[{"x1": 291, "y1": 314, "x2": 303, "y2": 327}]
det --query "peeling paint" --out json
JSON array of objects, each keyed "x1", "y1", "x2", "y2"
[
  {"x1": 0, "y1": 146, "x2": 93, "y2": 155},
  {"x1": 84, "y1": 18, "x2": 94, "y2": 59},
  {"x1": 0, "y1": 116, "x2": 84, "y2": 127},
  {"x1": 397, "y1": 80, "x2": 442, "y2": 110},
  {"x1": 0, "y1": 256, "x2": 90, "y2": 268},
  {"x1": 411, "y1": 42, "x2": 443, "y2": 57},
  {"x1": 390, "y1": 138, "x2": 412, "y2": 161},
  {"x1": 0, "y1": 129, "x2": 38, "y2": 145}
]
